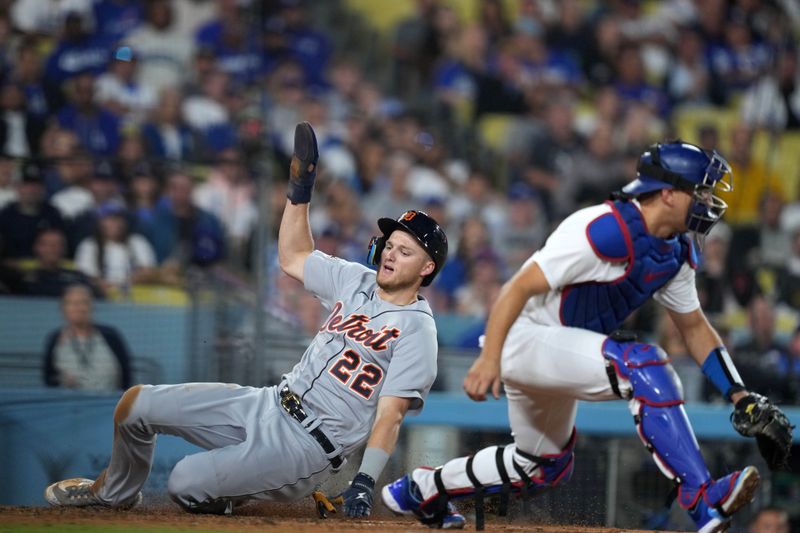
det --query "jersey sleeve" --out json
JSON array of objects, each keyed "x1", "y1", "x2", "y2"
[
  {"x1": 379, "y1": 320, "x2": 438, "y2": 415},
  {"x1": 532, "y1": 204, "x2": 618, "y2": 289},
  {"x1": 303, "y1": 250, "x2": 373, "y2": 307},
  {"x1": 653, "y1": 262, "x2": 701, "y2": 313}
]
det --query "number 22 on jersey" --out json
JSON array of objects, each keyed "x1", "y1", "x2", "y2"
[{"x1": 328, "y1": 350, "x2": 384, "y2": 399}]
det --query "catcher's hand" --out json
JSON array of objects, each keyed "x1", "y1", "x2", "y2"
[
  {"x1": 287, "y1": 121, "x2": 319, "y2": 204},
  {"x1": 731, "y1": 393, "x2": 794, "y2": 471},
  {"x1": 336, "y1": 472, "x2": 374, "y2": 518}
]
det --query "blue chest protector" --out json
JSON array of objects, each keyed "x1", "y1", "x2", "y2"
[{"x1": 560, "y1": 200, "x2": 697, "y2": 334}]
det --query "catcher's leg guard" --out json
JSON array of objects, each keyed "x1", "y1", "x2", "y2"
[
  {"x1": 397, "y1": 431, "x2": 576, "y2": 530},
  {"x1": 602, "y1": 338, "x2": 759, "y2": 530}
]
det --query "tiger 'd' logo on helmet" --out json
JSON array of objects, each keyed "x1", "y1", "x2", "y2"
[{"x1": 366, "y1": 210, "x2": 448, "y2": 287}]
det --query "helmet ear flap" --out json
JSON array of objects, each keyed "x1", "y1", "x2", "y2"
[{"x1": 367, "y1": 235, "x2": 386, "y2": 266}]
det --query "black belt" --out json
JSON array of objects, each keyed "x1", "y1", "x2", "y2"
[{"x1": 279, "y1": 386, "x2": 344, "y2": 469}]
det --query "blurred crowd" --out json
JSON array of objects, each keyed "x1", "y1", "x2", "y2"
[{"x1": 0, "y1": 0, "x2": 799, "y2": 404}]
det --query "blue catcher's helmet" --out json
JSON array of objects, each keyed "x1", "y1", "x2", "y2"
[{"x1": 621, "y1": 140, "x2": 733, "y2": 237}]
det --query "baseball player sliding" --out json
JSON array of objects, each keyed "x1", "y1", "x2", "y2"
[
  {"x1": 43, "y1": 122, "x2": 464, "y2": 524},
  {"x1": 382, "y1": 141, "x2": 793, "y2": 532}
]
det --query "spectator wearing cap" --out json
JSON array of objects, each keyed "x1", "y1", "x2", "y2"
[
  {"x1": 95, "y1": 46, "x2": 157, "y2": 125},
  {"x1": 74, "y1": 201, "x2": 157, "y2": 295},
  {"x1": 0, "y1": 81, "x2": 46, "y2": 158},
  {"x1": 141, "y1": 87, "x2": 206, "y2": 162},
  {"x1": 17, "y1": 227, "x2": 103, "y2": 298},
  {"x1": 0, "y1": 160, "x2": 65, "y2": 258},
  {"x1": 57, "y1": 71, "x2": 121, "y2": 156},
  {"x1": 43, "y1": 284, "x2": 132, "y2": 392}
]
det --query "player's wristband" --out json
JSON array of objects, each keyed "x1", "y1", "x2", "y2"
[
  {"x1": 357, "y1": 447, "x2": 390, "y2": 482},
  {"x1": 701, "y1": 347, "x2": 745, "y2": 399},
  {"x1": 287, "y1": 181, "x2": 313, "y2": 204}
]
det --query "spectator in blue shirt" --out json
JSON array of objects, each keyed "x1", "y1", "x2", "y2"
[
  {"x1": 134, "y1": 169, "x2": 224, "y2": 268},
  {"x1": 57, "y1": 72, "x2": 121, "y2": 157},
  {"x1": 43, "y1": 11, "x2": 108, "y2": 108},
  {"x1": 280, "y1": 0, "x2": 332, "y2": 90},
  {"x1": 195, "y1": 3, "x2": 266, "y2": 87},
  {"x1": 92, "y1": 0, "x2": 142, "y2": 46}
]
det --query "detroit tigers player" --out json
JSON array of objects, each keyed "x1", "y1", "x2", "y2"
[
  {"x1": 43, "y1": 122, "x2": 462, "y2": 523},
  {"x1": 382, "y1": 141, "x2": 792, "y2": 532}
]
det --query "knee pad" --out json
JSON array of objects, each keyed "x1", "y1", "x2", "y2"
[
  {"x1": 602, "y1": 339, "x2": 682, "y2": 405},
  {"x1": 603, "y1": 338, "x2": 711, "y2": 494}
]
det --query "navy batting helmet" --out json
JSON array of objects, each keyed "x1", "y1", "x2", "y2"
[
  {"x1": 622, "y1": 140, "x2": 733, "y2": 237},
  {"x1": 367, "y1": 210, "x2": 448, "y2": 286}
]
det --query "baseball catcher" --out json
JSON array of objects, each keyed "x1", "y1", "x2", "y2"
[{"x1": 381, "y1": 140, "x2": 793, "y2": 532}]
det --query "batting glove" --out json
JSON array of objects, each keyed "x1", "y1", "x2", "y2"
[{"x1": 338, "y1": 472, "x2": 374, "y2": 518}]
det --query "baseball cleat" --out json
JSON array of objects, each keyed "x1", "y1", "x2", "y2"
[
  {"x1": 44, "y1": 478, "x2": 142, "y2": 509},
  {"x1": 382, "y1": 474, "x2": 465, "y2": 529},
  {"x1": 688, "y1": 466, "x2": 760, "y2": 533}
]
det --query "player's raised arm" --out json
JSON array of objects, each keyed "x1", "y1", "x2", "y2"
[{"x1": 278, "y1": 122, "x2": 319, "y2": 283}]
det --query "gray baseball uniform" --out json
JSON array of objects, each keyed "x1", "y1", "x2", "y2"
[{"x1": 92, "y1": 250, "x2": 438, "y2": 511}]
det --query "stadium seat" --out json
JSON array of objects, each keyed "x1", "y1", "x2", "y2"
[{"x1": 130, "y1": 284, "x2": 189, "y2": 307}]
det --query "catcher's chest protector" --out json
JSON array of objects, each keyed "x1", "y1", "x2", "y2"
[{"x1": 560, "y1": 200, "x2": 695, "y2": 334}]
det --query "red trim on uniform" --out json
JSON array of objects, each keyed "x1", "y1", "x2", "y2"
[
  {"x1": 634, "y1": 396, "x2": 684, "y2": 407},
  {"x1": 679, "y1": 480, "x2": 711, "y2": 510},
  {"x1": 702, "y1": 471, "x2": 738, "y2": 510},
  {"x1": 606, "y1": 201, "x2": 635, "y2": 281},
  {"x1": 625, "y1": 358, "x2": 671, "y2": 368},
  {"x1": 686, "y1": 236, "x2": 698, "y2": 270},
  {"x1": 558, "y1": 286, "x2": 571, "y2": 326}
]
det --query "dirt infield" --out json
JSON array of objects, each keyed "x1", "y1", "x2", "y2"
[{"x1": 0, "y1": 503, "x2": 676, "y2": 533}]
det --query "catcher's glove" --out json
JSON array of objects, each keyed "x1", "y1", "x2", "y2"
[
  {"x1": 731, "y1": 393, "x2": 794, "y2": 471},
  {"x1": 287, "y1": 121, "x2": 319, "y2": 204}
]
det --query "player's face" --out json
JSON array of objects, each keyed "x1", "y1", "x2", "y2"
[{"x1": 376, "y1": 231, "x2": 434, "y2": 291}]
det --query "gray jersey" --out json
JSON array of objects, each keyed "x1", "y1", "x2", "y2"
[{"x1": 284, "y1": 251, "x2": 438, "y2": 455}]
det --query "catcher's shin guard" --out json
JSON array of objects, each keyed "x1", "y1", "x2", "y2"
[
  {"x1": 602, "y1": 338, "x2": 758, "y2": 523},
  {"x1": 412, "y1": 431, "x2": 576, "y2": 530}
]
